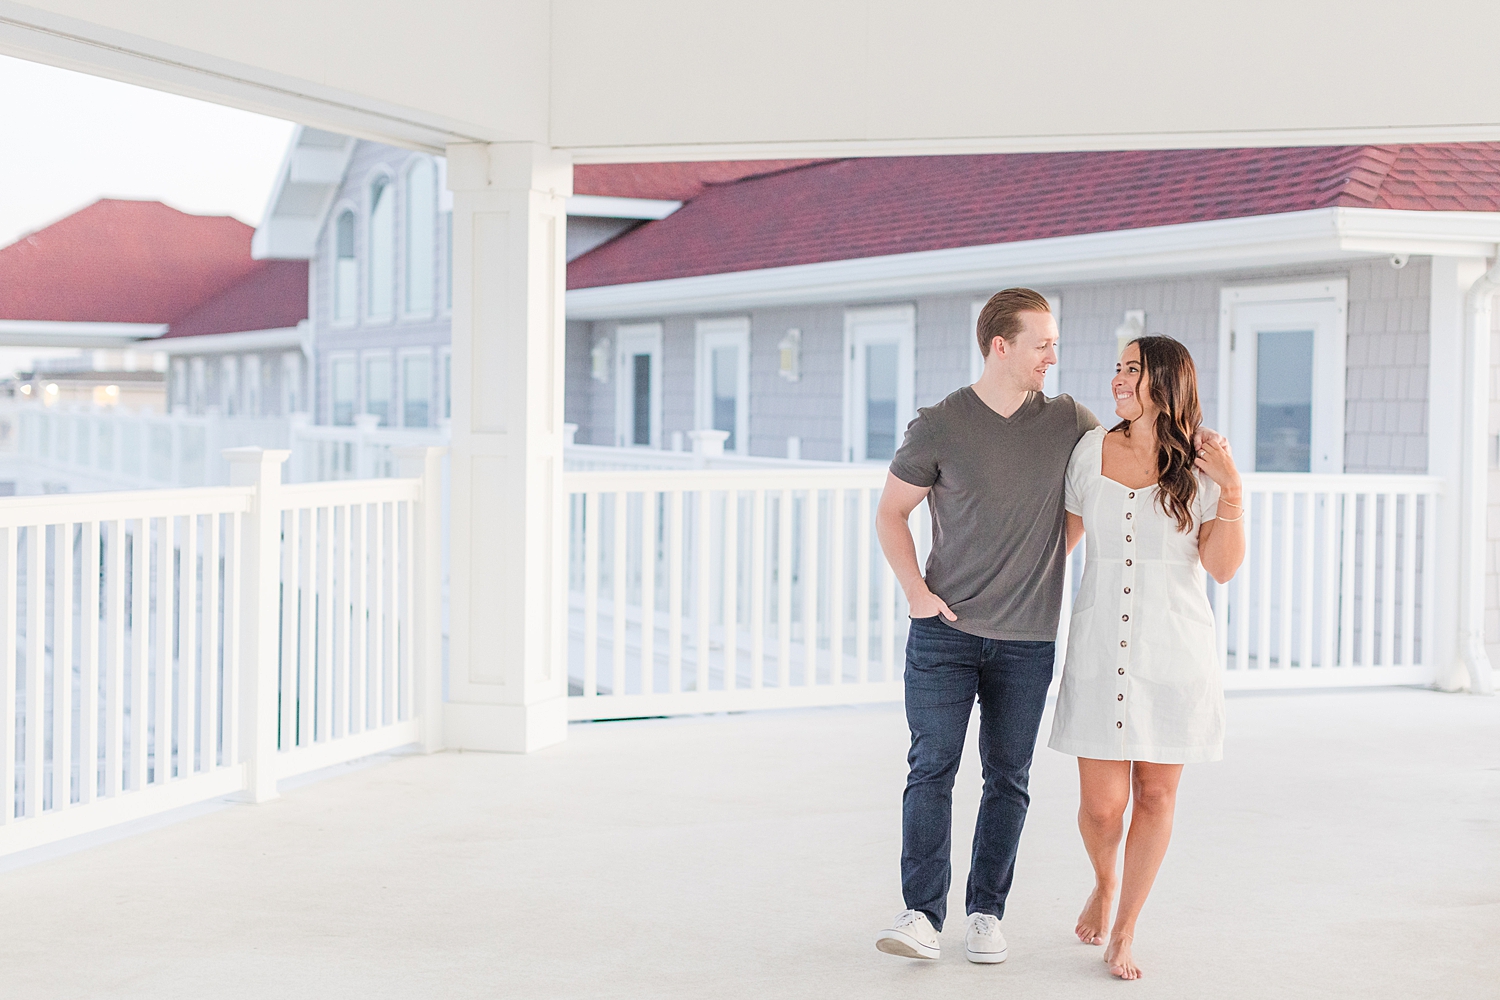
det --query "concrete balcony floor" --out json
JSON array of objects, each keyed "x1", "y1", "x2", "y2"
[{"x1": 3, "y1": 688, "x2": 1497, "y2": 999}]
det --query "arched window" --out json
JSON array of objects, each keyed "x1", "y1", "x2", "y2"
[
  {"x1": 367, "y1": 175, "x2": 394, "y2": 319},
  {"x1": 333, "y1": 210, "x2": 356, "y2": 323},
  {"x1": 405, "y1": 157, "x2": 436, "y2": 316}
]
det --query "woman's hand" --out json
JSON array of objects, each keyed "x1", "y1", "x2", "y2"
[{"x1": 1194, "y1": 436, "x2": 1242, "y2": 496}]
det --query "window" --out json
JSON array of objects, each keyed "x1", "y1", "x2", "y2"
[
  {"x1": 171, "y1": 358, "x2": 187, "y2": 412},
  {"x1": 244, "y1": 355, "x2": 263, "y2": 417},
  {"x1": 330, "y1": 355, "x2": 356, "y2": 425},
  {"x1": 188, "y1": 357, "x2": 206, "y2": 414},
  {"x1": 402, "y1": 351, "x2": 432, "y2": 427},
  {"x1": 368, "y1": 175, "x2": 394, "y2": 319},
  {"x1": 695, "y1": 318, "x2": 750, "y2": 453},
  {"x1": 220, "y1": 356, "x2": 239, "y2": 416},
  {"x1": 405, "y1": 158, "x2": 436, "y2": 317},
  {"x1": 333, "y1": 210, "x2": 357, "y2": 323},
  {"x1": 614, "y1": 324, "x2": 662, "y2": 448},
  {"x1": 444, "y1": 210, "x2": 454, "y2": 312},
  {"x1": 364, "y1": 353, "x2": 393, "y2": 426},
  {"x1": 1221, "y1": 281, "x2": 1346, "y2": 474},
  {"x1": 845, "y1": 306, "x2": 915, "y2": 463},
  {"x1": 282, "y1": 351, "x2": 304, "y2": 415}
]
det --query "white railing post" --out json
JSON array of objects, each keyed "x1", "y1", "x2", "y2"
[
  {"x1": 225, "y1": 446, "x2": 290, "y2": 802},
  {"x1": 396, "y1": 445, "x2": 447, "y2": 753},
  {"x1": 287, "y1": 412, "x2": 312, "y2": 483},
  {"x1": 354, "y1": 414, "x2": 380, "y2": 479}
]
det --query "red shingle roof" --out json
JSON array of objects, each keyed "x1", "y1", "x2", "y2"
[
  {"x1": 0, "y1": 199, "x2": 307, "y2": 335},
  {"x1": 568, "y1": 144, "x2": 1500, "y2": 289}
]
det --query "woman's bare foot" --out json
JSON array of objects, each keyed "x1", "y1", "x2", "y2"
[
  {"x1": 1075, "y1": 885, "x2": 1114, "y2": 945},
  {"x1": 1103, "y1": 933, "x2": 1141, "y2": 980}
]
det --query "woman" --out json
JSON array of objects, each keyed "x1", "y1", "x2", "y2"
[{"x1": 1048, "y1": 336, "x2": 1245, "y2": 980}]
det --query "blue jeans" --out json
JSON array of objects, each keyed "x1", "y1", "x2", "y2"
[{"x1": 901, "y1": 617, "x2": 1055, "y2": 931}]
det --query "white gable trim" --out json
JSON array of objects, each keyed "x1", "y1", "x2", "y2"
[
  {"x1": 0, "y1": 320, "x2": 167, "y2": 347},
  {"x1": 566, "y1": 207, "x2": 1500, "y2": 320}
]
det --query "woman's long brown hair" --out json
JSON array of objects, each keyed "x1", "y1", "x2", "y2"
[{"x1": 1111, "y1": 336, "x2": 1202, "y2": 533}]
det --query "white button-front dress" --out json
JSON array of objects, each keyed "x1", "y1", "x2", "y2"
[{"x1": 1048, "y1": 426, "x2": 1224, "y2": 765}]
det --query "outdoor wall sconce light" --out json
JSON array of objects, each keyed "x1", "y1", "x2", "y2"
[
  {"x1": 1115, "y1": 310, "x2": 1145, "y2": 358},
  {"x1": 778, "y1": 328, "x2": 801, "y2": 382},
  {"x1": 591, "y1": 337, "x2": 611, "y2": 383}
]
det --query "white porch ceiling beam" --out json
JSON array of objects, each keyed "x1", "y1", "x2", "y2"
[{"x1": 5, "y1": 1, "x2": 1500, "y2": 159}]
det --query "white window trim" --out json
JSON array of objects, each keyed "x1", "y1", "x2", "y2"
[
  {"x1": 970, "y1": 292, "x2": 1063, "y2": 396},
  {"x1": 402, "y1": 155, "x2": 438, "y2": 322},
  {"x1": 281, "y1": 350, "x2": 306, "y2": 416},
  {"x1": 615, "y1": 322, "x2": 664, "y2": 448},
  {"x1": 361, "y1": 348, "x2": 395, "y2": 425},
  {"x1": 366, "y1": 168, "x2": 397, "y2": 325},
  {"x1": 398, "y1": 345, "x2": 435, "y2": 428},
  {"x1": 437, "y1": 157, "x2": 454, "y2": 319},
  {"x1": 329, "y1": 201, "x2": 359, "y2": 329},
  {"x1": 1218, "y1": 279, "x2": 1348, "y2": 474},
  {"x1": 326, "y1": 350, "x2": 357, "y2": 425},
  {"x1": 843, "y1": 304, "x2": 916, "y2": 463},
  {"x1": 695, "y1": 316, "x2": 750, "y2": 454}
]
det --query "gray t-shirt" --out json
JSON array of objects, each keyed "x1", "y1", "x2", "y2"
[{"x1": 889, "y1": 387, "x2": 1099, "y2": 641}]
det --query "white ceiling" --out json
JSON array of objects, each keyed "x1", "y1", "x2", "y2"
[{"x1": 3, "y1": 0, "x2": 1500, "y2": 158}]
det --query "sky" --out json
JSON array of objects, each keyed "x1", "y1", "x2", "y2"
[
  {"x1": 0, "y1": 54, "x2": 298, "y2": 375},
  {"x1": 0, "y1": 53, "x2": 296, "y2": 248}
]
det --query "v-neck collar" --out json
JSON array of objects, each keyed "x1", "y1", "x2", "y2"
[{"x1": 966, "y1": 385, "x2": 1037, "y2": 423}]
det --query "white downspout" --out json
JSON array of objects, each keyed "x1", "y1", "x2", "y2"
[{"x1": 1458, "y1": 257, "x2": 1500, "y2": 694}]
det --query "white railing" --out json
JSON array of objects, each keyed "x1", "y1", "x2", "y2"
[
  {"x1": 13, "y1": 405, "x2": 291, "y2": 489},
  {"x1": 564, "y1": 465, "x2": 905, "y2": 720},
  {"x1": 565, "y1": 469, "x2": 1445, "y2": 718},
  {"x1": 1216, "y1": 473, "x2": 1442, "y2": 688},
  {"x1": 6, "y1": 404, "x2": 451, "y2": 489},
  {"x1": 288, "y1": 415, "x2": 450, "y2": 482},
  {"x1": 0, "y1": 446, "x2": 443, "y2": 857}
]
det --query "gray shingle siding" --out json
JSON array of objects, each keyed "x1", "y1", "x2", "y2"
[{"x1": 568, "y1": 258, "x2": 1433, "y2": 475}]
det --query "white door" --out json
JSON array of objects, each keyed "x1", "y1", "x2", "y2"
[
  {"x1": 970, "y1": 293, "x2": 1061, "y2": 395},
  {"x1": 1221, "y1": 281, "x2": 1346, "y2": 473},
  {"x1": 696, "y1": 318, "x2": 750, "y2": 453},
  {"x1": 615, "y1": 323, "x2": 663, "y2": 448},
  {"x1": 846, "y1": 305, "x2": 915, "y2": 462}
]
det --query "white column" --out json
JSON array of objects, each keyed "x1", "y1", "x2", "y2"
[
  {"x1": 444, "y1": 142, "x2": 572, "y2": 752},
  {"x1": 1427, "y1": 256, "x2": 1488, "y2": 690}
]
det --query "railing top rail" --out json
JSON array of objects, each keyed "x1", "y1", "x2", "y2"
[
  {"x1": 564, "y1": 443, "x2": 849, "y2": 470},
  {"x1": 564, "y1": 465, "x2": 889, "y2": 493},
  {"x1": 279, "y1": 477, "x2": 423, "y2": 506},
  {"x1": 0, "y1": 484, "x2": 254, "y2": 526},
  {"x1": 292, "y1": 425, "x2": 449, "y2": 443},
  {"x1": 1239, "y1": 472, "x2": 1445, "y2": 494}
]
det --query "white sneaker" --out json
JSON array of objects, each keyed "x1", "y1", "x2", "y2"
[
  {"x1": 875, "y1": 909, "x2": 940, "y2": 960},
  {"x1": 965, "y1": 913, "x2": 1008, "y2": 964}
]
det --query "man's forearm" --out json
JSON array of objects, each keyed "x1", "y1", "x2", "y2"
[{"x1": 876, "y1": 510, "x2": 927, "y2": 599}]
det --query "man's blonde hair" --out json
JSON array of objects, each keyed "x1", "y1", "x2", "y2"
[{"x1": 976, "y1": 287, "x2": 1051, "y2": 357}]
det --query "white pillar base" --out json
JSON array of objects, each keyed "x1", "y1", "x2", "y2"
[{"x1": 444, "y1": 698, "x2": 568, "y2": 753}]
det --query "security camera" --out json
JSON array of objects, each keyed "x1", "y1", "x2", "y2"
[{"x1": 1390, "y1": 254, "x2": 1409, "y2": 269}]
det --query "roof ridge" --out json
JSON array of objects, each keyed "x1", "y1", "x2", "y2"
[
  {"x1": 1327, "y1": 146, "x2": 1400, "y2": 208},
  {"x1": 698, "y1": 159, "x2": 846, "y2": 191}
]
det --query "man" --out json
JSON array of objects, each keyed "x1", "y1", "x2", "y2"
[{"x1": 873, "y1": 287, "x2": 1098, "y2": 964}]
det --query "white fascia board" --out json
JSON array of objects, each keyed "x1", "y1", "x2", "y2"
[
  {"x1": 0, "y1": 320, "x2": 168, "y2": 347},
  {"x1": 566, "y1": 195, "x2": 681, "y2": 220},
  {"x1": 150, "y1": 327, "x2": 304, "y2": 355},
  {"x1": 566, "y1": 207, "x2": 1500, "y2": 320}
]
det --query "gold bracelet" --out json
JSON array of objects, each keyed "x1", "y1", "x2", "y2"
[
  {"x1": 1216, "y1": 512, "x2": 1244, "y2": 522},
  {"x1": 1219, "y1": 497, "x2": 1243, "y2": 508}
]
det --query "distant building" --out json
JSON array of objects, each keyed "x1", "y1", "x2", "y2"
[{"x1": 0, "y1": 197, "x2": 310, "y2": 417}]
